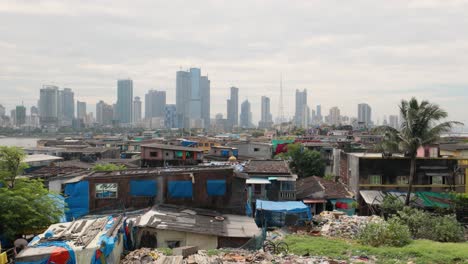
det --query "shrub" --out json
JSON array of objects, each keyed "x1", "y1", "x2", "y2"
[
  {"x1": 396, "y1": 207, "x2": 464, "y2": 242},
  {"x1": 358, "y1": 218, "x2": 411, "y2": 247}
]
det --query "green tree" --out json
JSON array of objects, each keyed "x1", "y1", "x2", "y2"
[
  {"x1": 92, "y1": 163, "x2": 126, "y2": 171},
  {"x1": 375, "y1": 98, "x2": 462, "y2": 205},
  {"x1": 0, "y1": 147, "x2": 63, "y2": 240},
  {"x1": 276, "y1": 143, "x2": 325, "y2": 177},
  {"x1": 0, "y1": 146, "x2": 28, "y2": 188}
]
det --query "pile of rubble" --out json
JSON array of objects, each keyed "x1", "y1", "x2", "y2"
[
  {"x1": 122, "y1": 248, "x2": 375, "y2": 264},
  {"x1": 317, "y1": 212, "x2": 382, "y2": 239}
]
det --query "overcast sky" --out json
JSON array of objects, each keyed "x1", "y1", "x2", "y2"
[{"x1": 1, "y1": 0, "x2": 468, "y2": 127}]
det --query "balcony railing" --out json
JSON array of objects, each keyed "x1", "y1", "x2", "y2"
[{"x1": 279, "y1": 190, "x2": 296, "y2": 200}]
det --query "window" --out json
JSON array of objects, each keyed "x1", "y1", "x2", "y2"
[
  {"x1": 281, "y1": 181, "x2": 295, "y2": 191},
  {"x1": 432, "y1": 176, "x2": 443, "y2": 185},
  {"x1": 370, "y1": 175, "x2": 382, "y2": 185},
  {"x1": 210, "y1": 143, "x2": 214, "y2": 147},
  {"x1": 397, "y1": 176, "x2": 409, "y2": 185},
  {"x1": 150, "y1": 152, "x2": 158, "y2": 157},
  {"x1": 253, "y1": 148, "x2": 260, "y2": 152},
  {"x1": 166, "y1": 241, "x2": 181, "y2": 249},
  {"x1": 204, "y1": 143, "x2": 209, "y2": 147},
  {"x1": 95, "y1": 183, "x2": 118, "y2": 198},
  {"x1": 254, "y1": 184, "x2": 262, "y2": 195}
]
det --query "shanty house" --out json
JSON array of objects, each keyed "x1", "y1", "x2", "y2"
[
  {"x1": 140, "y1": 143, "x2": 204, "y2": 167},
  {"x1": 242, "y1": 160, "x2": 297, "y2": 211},
  {"x1": 128, "y1": 205, "x2": 260, "y2": 250},
  {"x1": 296, "y1": 176, "x2": 355, "y2": 215}
]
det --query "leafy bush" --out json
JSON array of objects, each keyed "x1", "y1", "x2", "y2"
[
  {"x1": 396, "y1": 207, "x2": 464, "y2": 242},
  {"x1": 381, "y1": 195, "x2": 404, "y2": 216},
  {"x1": 92, "y1": 163, "x2": 126, "y2": 171},
  {"x1": 358, "y1": 218, "x2": 411, "y2": 247}
]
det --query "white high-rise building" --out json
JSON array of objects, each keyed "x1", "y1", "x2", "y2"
[
  {"x1": 295, "y1": 89, "x2": 307, "y2": 127},
  {"x1": 259, "y1": 96, "x2": 273, "y2": 129},
  {"x1": 133, "y1": 96, "x2": 142, "y2": 123},
  {"x1": 329, "y1": 106, "x2": 341, "y2": 126},
  {"x1": 389, "y1": 115, "x2": 399, "y2": 130}
]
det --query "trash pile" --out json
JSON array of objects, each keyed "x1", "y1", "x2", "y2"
[
  {"x1": 317, "y1": 211, "x2": 382, "y2": 239},
  {"x1": 122, "y1": 248, "x2": 375, "y2": 264}
]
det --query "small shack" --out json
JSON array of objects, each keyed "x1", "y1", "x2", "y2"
[
  {"x1": 254, "y1": 200, "x2": 312, "y2": 228},
  {"x1": 15, "y1": 216, "x2": 124, "y2": 264},
  {"x1": 128, "y1": 204, "x2": 261, "y2": 250}
]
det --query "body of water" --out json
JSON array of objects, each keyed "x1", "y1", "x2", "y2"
[{"x1": 0, "y1": 137, "x2": 41, "y2": 148}]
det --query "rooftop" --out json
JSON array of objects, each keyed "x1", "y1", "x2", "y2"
[
  {"x1": 296, "y1": 176, "x2": 353, "y2": 200},
  {"x1": 141, "y1": 143, "x2": 204, "y2": 152},
  {"x1": 24, "y1": 154, "x2": 63, "y2": 163},
  {"x1": 129, "y1": 204, "x2": 259, "y2": 238},
  {"x1": 244, "y1": 160, "x2": 291, "y2": 174}
]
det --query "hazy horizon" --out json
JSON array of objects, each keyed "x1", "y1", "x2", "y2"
[{"x1": 1, "y1": 0, "x2": 468, "y2": 127}]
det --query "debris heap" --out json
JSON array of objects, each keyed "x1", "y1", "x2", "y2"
[{"x1": 317, "y1": 212, "x2": 382, "y2": 239}]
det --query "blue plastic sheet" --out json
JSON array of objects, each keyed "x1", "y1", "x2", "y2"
[
  {"x1": 64, "y1": 181, "x2": 89, "y2": 221},
  {"x1": 168, "y1": 181, "x2": 192, "y2": 198},
  {"x1": 206, "y1": 180, "x2": 226, "y2": 196},
  {"x1": 130, "y1": 180, "x2": 157, "y2": 196},
  {"x1": 255, "y1": 200, "x2": 312, "y2": 228},
  {"x1": 33, "y1": 241, "x2": 76, "y2": 264},
  {"x1": 232, "y1": 150, "x2": 238, "y2": 157},
  {"x1": 16, "y1": 258, "x2": 48, "y2": 264},
  {"x1": 221, "y1": 150, "x2": 230, "y2": 157}
]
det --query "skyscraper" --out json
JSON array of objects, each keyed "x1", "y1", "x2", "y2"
[
  {"x1": 96, "y1": 100, "x2": 114, "y2": 126},
  {"x1": 77, "y1": 101, "x2": 86, "y2": 119},
  {"x1": 39, "y1": 85, "x2": 60, "y2": 126},
  {"x1": 0, "y1": 104, "x2": 5, "y2": 116},
  {"x1": 240, "y1": 99, "x2": 252, "y2": 128},
  {"x1": 389, "y1": 115, "x2": 399, "y2": 130},
  {"x1": 175, "y1": 68, "x2": 210, "y2": 129},
  {"x1": 302, "y1": 105, "x2": 310, "y2": 128},
  {"x1": 295, "y1": 89, "x2": 307, "y2": 127},
  {"x1": 164, "y1": 104, "x2": 177, "y2": 129},
  {"x1": 259, "y1": 96, "x2": 273, "y2": 129},
  {"x1": 61, "y1": 88, "x2": 74, "y2": 123},
  {"x1": 315, "y1": 105, "x2": 323, "y2": 124},
  {"x1": 328, "y1": 106, "x2": 341, "y2": 126},
  {"x1": 227, "y1": 87, "x2": 239, "y2": 129},
  {"x1": 15, "y1": 105, "x2": 26, "y2": 127},
  {"x1": 145, "y1": 90, "x2": 166, "y2": 118},
  {"x1": 358, "y1": 103, "x2": 372, "y2": 127},
  {"x1": 30, "y1": 106, "x2": 39, "y2": 116},
  {"x1": 116, "y1": 79, "x2": 133, "y2": 124},
  {"x1": 133, "y1": 96, "x2": 142, "y2": 123}
]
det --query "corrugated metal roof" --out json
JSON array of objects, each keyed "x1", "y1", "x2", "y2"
[
  {"x1": 359, "y1": 190, "x2": 385, "y2": 205},
  {"x1": 246, "y1": 178, "x2": 271, "y2": 184}
]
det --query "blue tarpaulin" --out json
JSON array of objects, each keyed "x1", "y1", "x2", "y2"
[
  {"x1": 64, "y1": 181, "x2": 89, "y2": 221},
  {"x1": 130, "y1": 180, "x2": 157, "y2": 196},
  {"x1": 168, "y1": 181, "x2": 193, "y2": 198},
  {"x1": 255, "y1": 200, "x2": 312, "y2": 227},
  {"x1": 221, "y1": 150, "x2": 230, "y2": 157},
  {"x1": 206, "y1": 180, "x2": 226, "y2": 196},
  {"x1": 181, "y1": 140, "x2": 197, "y2": 147}
]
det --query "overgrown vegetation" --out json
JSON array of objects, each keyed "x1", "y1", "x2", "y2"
[
  {"x1": 92, "y1": 163, "x2": 126, "y2": 171},
  {"x1": 358, "y1": 218, "x2": 412, "y2": 247},
  {"x1": 395, "y1": 207, "x2": 464, "y2": 242},
  {"x1": 285, "y1": 236, "x2": 468, "y2": 264},
  {"x1": 0, "y1": 147, "x2": 63, "y2": 240},
  {"x1": 275, "y1": 143, "x2": 325, "y2": 177}
]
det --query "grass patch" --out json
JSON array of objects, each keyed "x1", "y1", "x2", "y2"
[{"x1": 285, "y1": 235, "x2": 468, "y2": 264}]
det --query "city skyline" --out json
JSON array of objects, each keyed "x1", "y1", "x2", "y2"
[{"x1": 1, "y1": 1, "x2": 468, "y2": 126}]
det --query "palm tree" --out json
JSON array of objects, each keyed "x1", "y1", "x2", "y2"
[{"x1": 376, "y1": 97, "x2": 462, "y2": 205}]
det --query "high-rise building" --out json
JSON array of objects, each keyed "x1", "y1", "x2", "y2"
[
  {"x1": 176, "y1": 68, "x2": 210, "y2": 129},
  {"x1": 358, "y1": 103, "x2": 372, "y2": 127},
  {"x1": 10, "y1": 109, "x2": 16, "y2": 126},
  {"x1": 240, "y1": 99, "x2": 252, "y2": 128},
  {"x1": 0, "y1": 104, "x2": 5, "y2": 116},
  {"x1": 164, "y1": 104, "x2": 177, "y2": 129},
  {"x1": 96, "y1": 100, "x2": 114, "y2": 126},
  {"x1": 61, "y1": 88, "x2": 74, "y2": 124},
  {"x1": 259, "y1": 96, "x2": 273, "y2": 129},
  {"x1": 302, "y1": 105, "x2": 310, "y2": 128},
  {"x1": 116, "y1": 79, "x2": 133, "y2": 124},
  {"x1": 227, "y1": 87, "x2": 239, "y2": 129},
  {"x1": 15, "y1": 105, "x2": 26, "y2": 127},
  {"x1": 295, "y1": 89, "x2": 307, "y2": 127},
  {"x1": 145, "y1": 90, "x2": 166, "y2": 119},
  {"x1": 389, "y1": 115, "x2": 399, "y2": 130},
  {"x1": 30, "y1": 106, "x2": 39, "y2": 116},
  {"x1": 39, "y1": 85, "x2": 60, "y2": 127},
  {"x1": 315, "y1": 105, "x2": 322, "y2": 124},
  {"x1": 77, "y1": 101, "x2": 86, "y2": 119},
  {"x1": 329, "y1": 106, "x2": 341, "y2": 126},
  {"x1": 133, "y1": 96, "x2": 142, "y2": 123}
]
